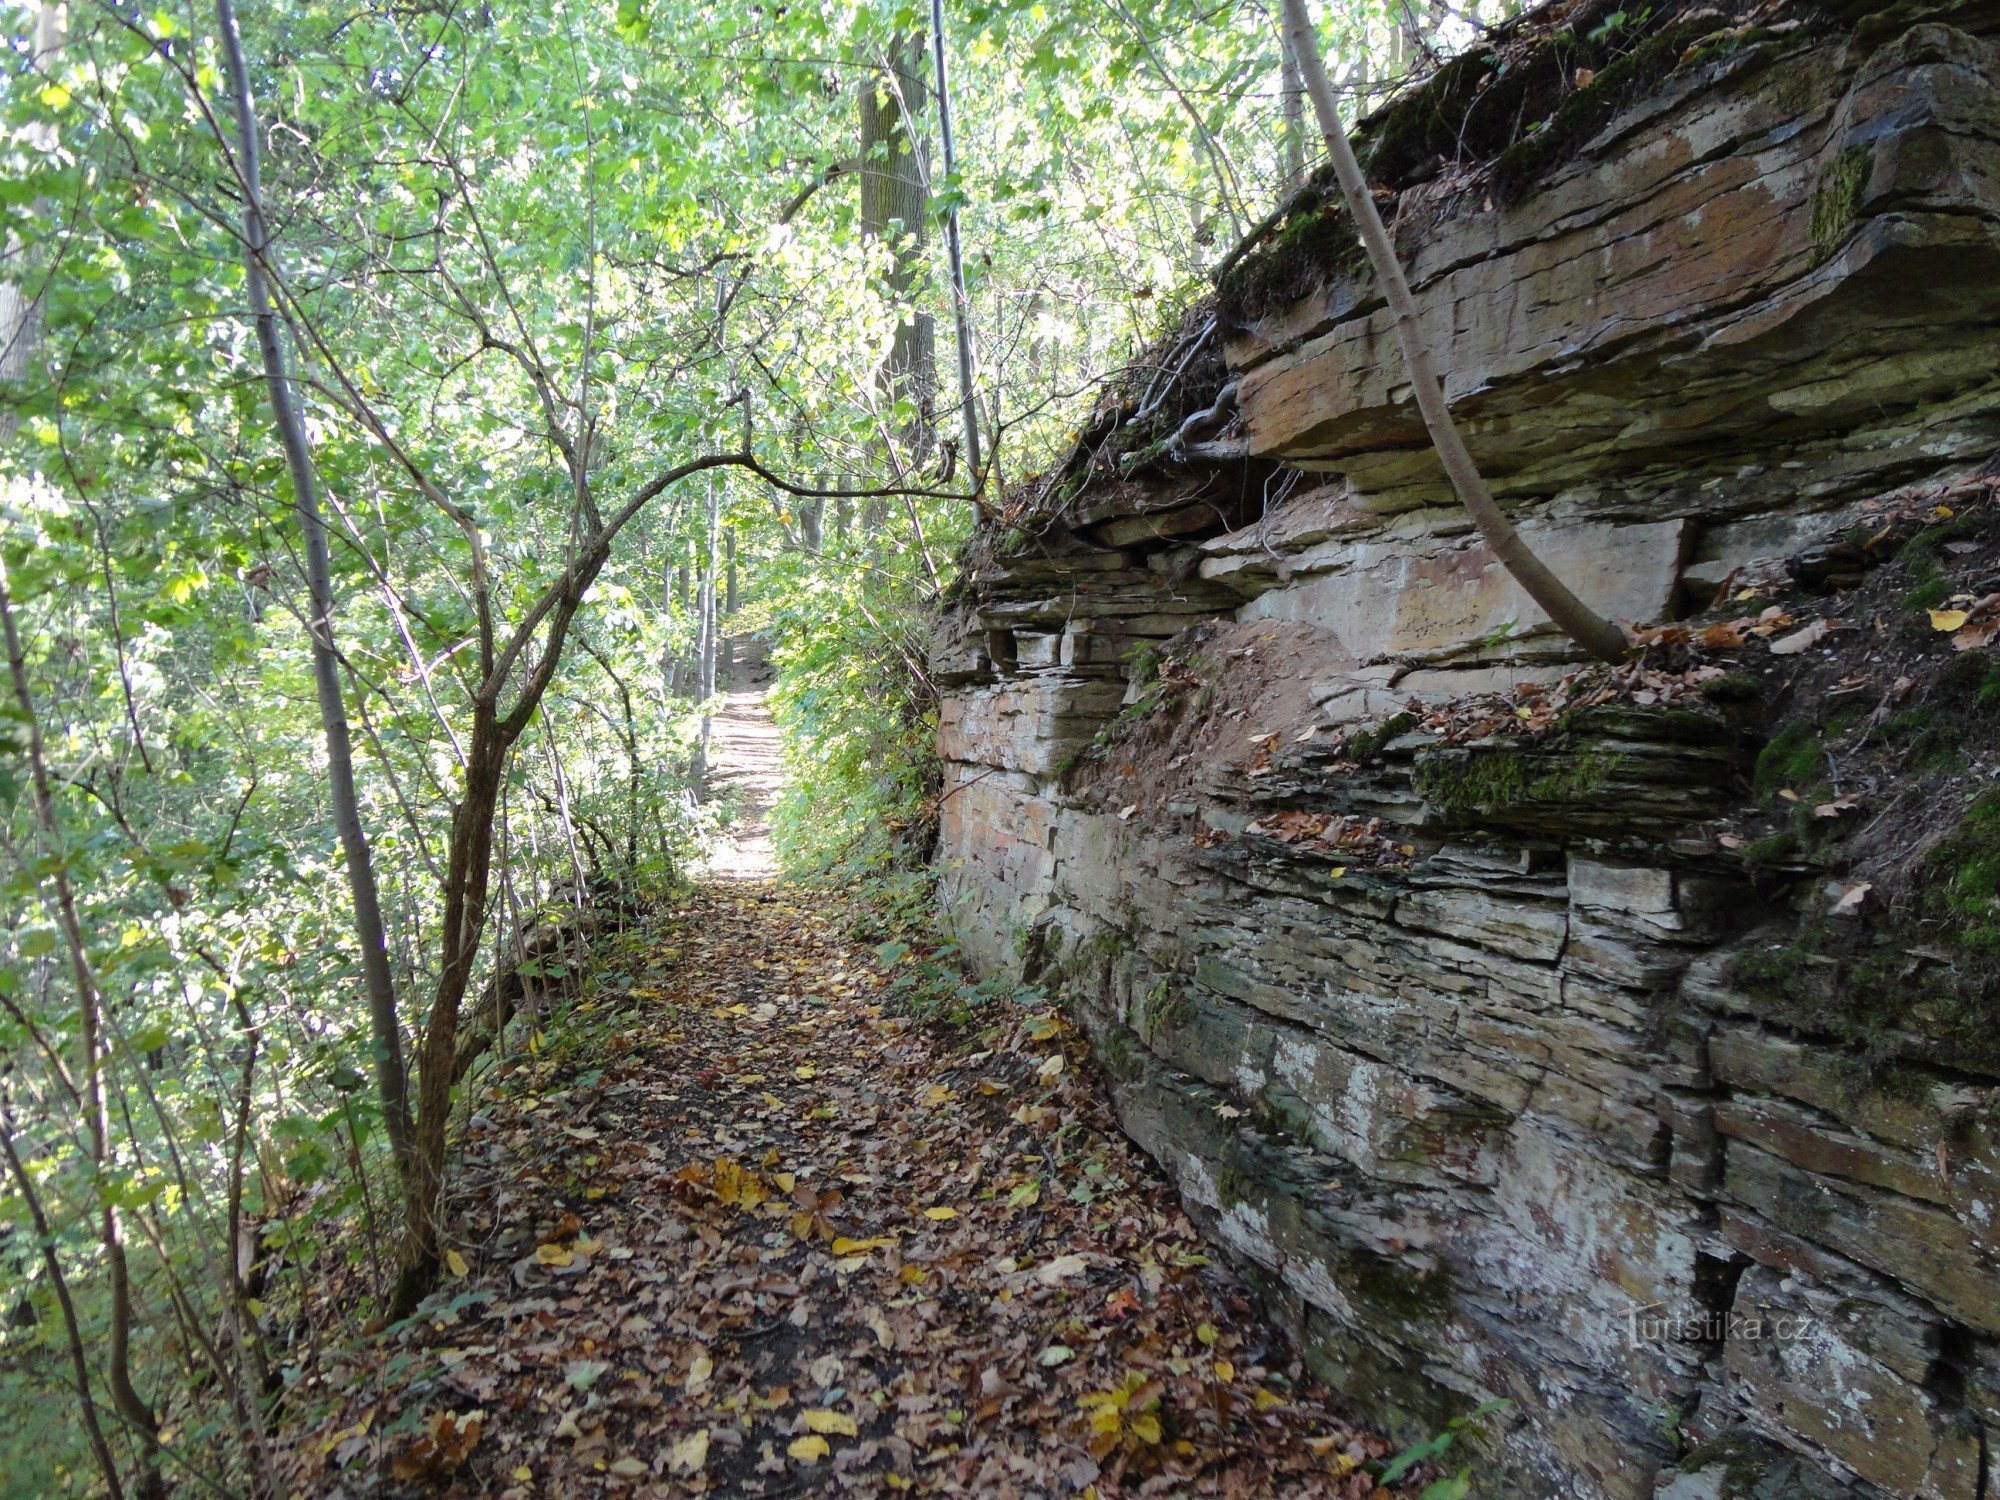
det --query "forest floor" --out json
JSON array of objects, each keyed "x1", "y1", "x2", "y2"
[{"x1": 280, "y1": 656, "x2": 1419, "y2": 1498}]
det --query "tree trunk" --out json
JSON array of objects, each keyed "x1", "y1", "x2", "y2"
[
  {"x1": 1280, "y1": 32, "x2": 1306, "y2": 194},
  {"x1": 215, "y1": 0, "x2": 419, "y2": 1172},
  {"x1": 860, "y1": 31, "x2": 935, "y2": 488},
  {"x1": 721, "y1": 526, "x2": 736, "y2": 686},
  {"x1": 393, "y1": 722, "x2": 506, "y2": 1312},
  {"x1": 928, "y1": 0, "x2": 982, "y2": 488},
  {"x1": 1279, "y1": 0, "x2": 1628, "y2": 664}
]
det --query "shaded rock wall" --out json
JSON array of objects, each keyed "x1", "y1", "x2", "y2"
[{"x1": 935, "y1": 12, "x2": 2000, "y2": 1498}]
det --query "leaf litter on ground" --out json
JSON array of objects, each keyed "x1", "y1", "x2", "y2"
[{"x1": 278, "y1": 881, "x2": 1416, "y2": 1497}]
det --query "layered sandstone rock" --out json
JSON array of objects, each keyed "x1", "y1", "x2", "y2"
[{"x1": 936, "y1": 7, "x2": 2000, "y2": 1497}]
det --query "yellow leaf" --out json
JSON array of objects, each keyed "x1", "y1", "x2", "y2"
[
  {"x1": 920, "y1": 1084, "x2": 952, "y2": 1105},
  {"x1": 608, "y1": 1457, "x2": 647, "y2": 1477},
  {"x1": 535, "y1": 1243, "x2": 573, "y2": 1267},
  {"x1": 244, "y1": 1297, "x2": 267, "y2": 1318},
  {"x1": 1087, "y1": 1405, "x2": 1124, "y2": 1434},
  {"x1": 1035, "y1": 1054, "x2": 1065, "y2": 1082},
  {"x1": 898, "y1": 1264, "x2": 927, "y2": 1284},
  {"x1": 788, "y1": 1434, "x2": 830, "y2": 1462},
  {"x1": 1214, "y1": 1360, "x2": 1235, "y2": 1382},
  {"x1": 1253, "y1": 1388, "x2": 1284, "y2": 1411},
  {"x1": 794, "y1": 1064, "x2": 816, "y2": 1081},
  {"x1": 513, "y1": 1466, "x2": 533, "y2": 1482},
  {"x1": 1128, "y1": 1412, "x2": 1162, "y2": 1445},
  {"x1": 802, "y1": 1408, "x2": 858, "y2": 1436},
  {"x1": 1195, "y1": 1322, "x2": 1218, "y2": 1346},
  {"x1": 1930, "y1": 608, "x2": 1971, "y2": 633},
  {"x1": 574, "y1": 1237, "x2": 602, "y2": 1256},
  {"x1": 667, "y1": 1429, "x2": 709, "y2": 1474},
  {"x1": 584, "y1": 1186, "x2": 607, "y2": 1200},
  {"x1": 687, "y1": 1352, "x2": 713, "y2": 1390},
  {"x1": 1327, "y1": 866, "x2": 1348, "y2": 879},
  {"x1": 923, "y1": 1206, "x2": 958, "y2": 1221},
  {"x1": 775, "y1": 1172, "x2": 796, "y2": 1192},
  {"x1": 444, "y1": 1249, "x2": 469, "y2": 1278},
  {"x1": 831, "y1": 1236, "x2": 895, "y2": 1255}
]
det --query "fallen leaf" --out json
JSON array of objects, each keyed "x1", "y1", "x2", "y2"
[
  {"x1": 1036, "y1": 1254, "x2": 1087, "y2": 1284},
  {"x1": 1770, "y1": 618, "x2": 1834, "y2": 655},
  {"x1": 802, "y1": 1408, "x2": 858, "y2": 1437},
  {"x1": 535, "y1": 1243, "x2": 573, "y2": 1268},
  {"x1": 1930, "y1": 608, "x2": 1971, "y2": 633},
  {"x1": 444, "y1": 1249, "x2": 469, "y2": 1278},
  {"x1": 1035, "y1": 1054, "x2": 1065, "y2": 1082},
  {"x1": 667, "y1": 1430, "x2": 709, "y2": 1475},
  {"x1": 830, "y1": 1235, "x2": 896, "y2": 1256},
  {"x1": 608, "y1": 1457, "x2": 648, "y2": 1477},
  {"x1": 686, "y1": 1352, "x2": 713, "y2": 1390},
  {"x1": 788, "y1": 1434, "x2": 830, "y2": 1462},
  {"x1": 923, "y1": 1205, "x2": 958, "y2": 1221}
]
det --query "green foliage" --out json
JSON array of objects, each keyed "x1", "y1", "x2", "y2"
[
  {"x1": 768, "y1": 544, "x2": 948, "y2": 878},
  {"x1": 1377, "y1": 1398, "x2": 1511, "y2": 1493}
]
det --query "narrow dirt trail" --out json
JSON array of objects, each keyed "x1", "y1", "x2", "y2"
[
  {"x1": 288, "y1": 657, "x2": 1408, "y2": 1498},
  {"x1": 701, "y1": 640, "x2": 784, "y2": 880},
  {"x1": 341, "y1": 892, "x2": 1403, "y2": 1498}
]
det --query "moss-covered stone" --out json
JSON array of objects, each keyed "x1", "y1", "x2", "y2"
[
  {"x1": 1808, "y1": 143, "x2": 1872, "y2": 264},
  {"x1": 1491, "y1": 15, "x2": 1735, "y2": 201},
  {"x1": 1215, "y1": 198, "x2": 1369, "y2": 329},
  {"x1": 1345, "y1": 710, "x2": 1420, "y2": 764},
  {"x1": 1414, "y1": 744, "x2": 1623, "y2": 818},
  {"x1": 1728, "y1": 788, "x2": 2000, "y2": 1076}
]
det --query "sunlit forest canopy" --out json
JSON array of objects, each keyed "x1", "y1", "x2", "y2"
[{"x1": 0, "y1": 0, "x2": 1534, "y2": 1490}]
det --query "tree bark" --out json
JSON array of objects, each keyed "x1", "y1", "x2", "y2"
[
  {"x1": 1279, "y1": 0, "x2": 1629, "y2": 664},
  {"x1": 860, "y1": 31, "x2": 935, "y2": 480},
  {"x1": 928, "y1": 0, "x2": 982, "y2": 488},
  {"x1": 1279, "y1": 32, "x2": 1306, "y2": 194},
  {"x1": 215, "y1": 0, "x2": 419, "y2": 1171}
]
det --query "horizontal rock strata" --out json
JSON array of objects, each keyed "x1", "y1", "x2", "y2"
[{"x1": 936, "y1": 9, "x2": 2000, "y2": 1497}]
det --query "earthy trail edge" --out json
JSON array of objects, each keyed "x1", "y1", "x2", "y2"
[
  {"x1": 701, "y1": 641, "x2": 784, "y2": 880},
  {"x1": 283, "y1": 882, "x2": 1418, "y2": 1495}
]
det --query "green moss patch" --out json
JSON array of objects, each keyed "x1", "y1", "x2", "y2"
[{"x1": 1807, "y1": 143, "x2": 1872, "y2": 264}]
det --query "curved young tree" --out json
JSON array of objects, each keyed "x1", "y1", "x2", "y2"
[{"x1": 1279, "y1": 0, "x2": 1629, "y2": 664}]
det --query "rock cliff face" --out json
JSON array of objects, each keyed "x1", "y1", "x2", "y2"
[{"x1": 933, "y1": 7, "x2": 2000, "y2": 1497}]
